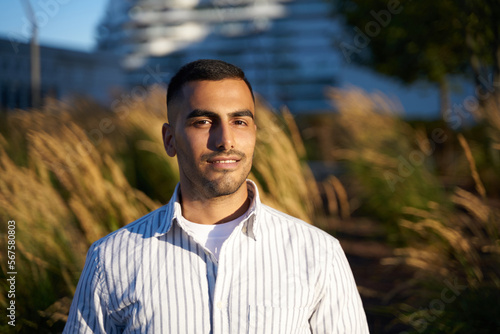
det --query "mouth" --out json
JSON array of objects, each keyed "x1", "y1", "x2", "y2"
[
  {"x1": 208, "y1": 159, "x2": 239, "y2": 164},
  {"x1": 206, "y1": 156, "x2": 242, "y2": 169}
]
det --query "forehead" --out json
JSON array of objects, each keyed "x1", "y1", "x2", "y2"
[{"x1": 180, "y1": 79, "x2": 255, "y2": 112}]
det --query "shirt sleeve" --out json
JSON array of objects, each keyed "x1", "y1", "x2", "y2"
[
  {"x1": 309, "y1": 241, "x2": 370, "y2": 333},
  {"x1": 64, "y1": 244, "x2": 118, "y2": 334}
]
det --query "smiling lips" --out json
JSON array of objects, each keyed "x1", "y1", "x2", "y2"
[
  {"x1": 207, "y1": 156, "x2": 242, "y2": 168},
  {"x1": 210, "y1": 159, "x2": 237, "y2": 164}
]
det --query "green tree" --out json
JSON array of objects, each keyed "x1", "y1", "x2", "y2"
[
  {"x1": 334, "y1": 0, "x2": 500, "y2": 116},
  {"x1": 464, "y1": 0, "x2": 500, "y2": 101}
]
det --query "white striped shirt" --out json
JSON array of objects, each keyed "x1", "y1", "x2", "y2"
[{"x1": 64, "y1": 180, "x2": 369, "y2": 333}]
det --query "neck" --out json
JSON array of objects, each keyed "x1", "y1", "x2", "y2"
[{"x1": 179, "y1": 182, "x2": 250, "y2": 225}]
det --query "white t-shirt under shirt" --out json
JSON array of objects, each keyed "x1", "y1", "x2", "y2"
[{"x1": 180, "y1": 214, "x2": 245, "y2": 260}]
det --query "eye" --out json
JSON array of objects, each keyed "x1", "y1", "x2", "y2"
[
  {"x1": 233, "y1": 119, "x2": 248, "y2": 126},
  {"x1": 193, "y1": 119, "x2": 211, "y2": 127}
]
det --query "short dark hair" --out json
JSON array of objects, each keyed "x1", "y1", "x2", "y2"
[{"x1": 166, "y1": 59, "x2": 254, "y2": 110}]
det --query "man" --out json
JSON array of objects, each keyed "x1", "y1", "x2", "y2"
[{"x1": 64, "y1": 59, "x2": 369, "y2": 333}]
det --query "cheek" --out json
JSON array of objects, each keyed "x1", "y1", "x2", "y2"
[
  {"x1": 243, "y1": 131, "x2": 257, "y2": 149},
  {"x1": 180, "y1": 132, "x2": 207, "y2": 158}
]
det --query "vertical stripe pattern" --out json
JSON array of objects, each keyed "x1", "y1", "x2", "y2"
[{"x1": 64, "y1": 180, "x2": 369, "y2": 333}]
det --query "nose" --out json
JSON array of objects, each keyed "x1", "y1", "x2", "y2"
[{"x1": 213, "y1": 122, "x2": 234, "y2": 151}]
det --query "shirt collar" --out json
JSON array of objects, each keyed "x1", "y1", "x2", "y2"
[{"x1": 154, "y1": 179, "x2": 262, "y2": 240}]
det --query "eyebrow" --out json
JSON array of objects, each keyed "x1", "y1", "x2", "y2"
[{"x1": 186, "y1": 109, "x2": 254, "y2": 120}]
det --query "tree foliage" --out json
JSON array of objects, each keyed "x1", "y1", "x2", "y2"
[{"x1": 335, "y1": 0, "x2": 500, "y2": 112}]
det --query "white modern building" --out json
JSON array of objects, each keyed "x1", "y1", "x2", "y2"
[{"x1": 96, "y1": 0, "x2": 348, "y2": 113}]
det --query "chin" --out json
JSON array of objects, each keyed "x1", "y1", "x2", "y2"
[{"x1": 203, "y1": 173, "x2": 248, "y2": 198}]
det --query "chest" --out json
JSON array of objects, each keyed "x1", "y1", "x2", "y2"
[{"x1": 106, "y1": 227, "x2": 321, "y2": 333}]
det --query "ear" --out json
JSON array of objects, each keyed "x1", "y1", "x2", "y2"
[{"x1": 162, "y1": 123, "x2": 177, "y2": 157}]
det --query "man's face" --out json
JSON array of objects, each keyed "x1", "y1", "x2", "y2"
[{"x1": 163, "y1": 79, "x2": 256, "y2": 199}]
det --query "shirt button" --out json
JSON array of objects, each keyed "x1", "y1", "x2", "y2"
[{"x1": 216, "y1": 301, "x2": 223, "y2": 309}]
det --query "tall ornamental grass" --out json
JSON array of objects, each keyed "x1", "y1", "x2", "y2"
[
  {"x1": 325, "y1": 87, "x2": 500, "y2": 333},
  {"x1": 325, "y1": 87, "x2": 450, "y2": 244}
]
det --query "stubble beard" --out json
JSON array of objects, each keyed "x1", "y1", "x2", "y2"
[
  {"x1": 202, "y1": 167, "x2": 250, "y2": 198},
  {"x1": 180, "y1": 153, "x2": 253, "y2": 200}
]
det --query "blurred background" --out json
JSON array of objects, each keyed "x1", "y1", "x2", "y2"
[{"x1": 0, "y1": 0, "x2": 499, "y2": 333}]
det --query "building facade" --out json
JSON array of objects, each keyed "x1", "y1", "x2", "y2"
[
  {"x1": 97, "y1": 0, "x2": 342, "y2": 113},
  {"x1": 0, "y1": 37, "x2": 123, "y2": 110}
]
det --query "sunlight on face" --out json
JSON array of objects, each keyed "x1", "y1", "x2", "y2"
[{"x1": 168, "y1": 79, "x2": 256, "y2": 199}]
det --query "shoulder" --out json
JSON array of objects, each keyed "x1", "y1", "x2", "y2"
[
  {"x1": 89, "y1": 204, "x2": 170, "y2": 255},
  {"x1": 259, "y1": 204, "x2": 340, "y2": 249}
]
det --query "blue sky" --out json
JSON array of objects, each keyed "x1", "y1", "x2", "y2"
[{"x1": 0, "y1": 0, "x2": 108, "y2": 51}]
